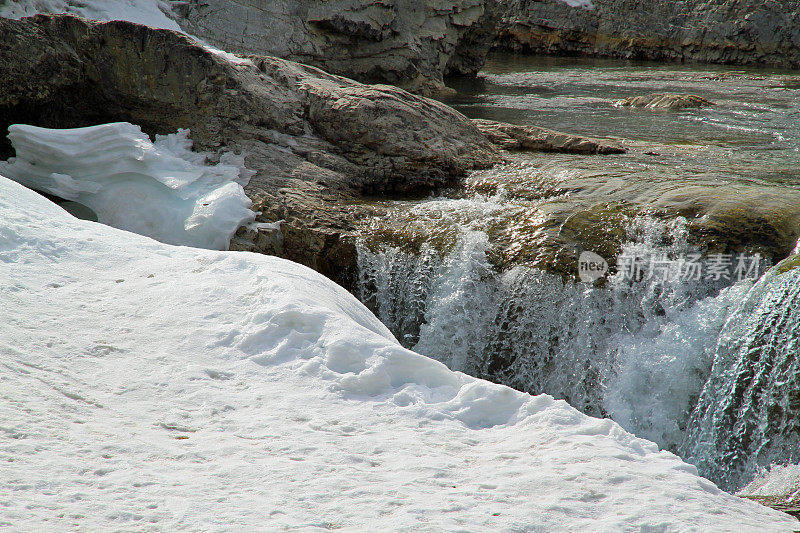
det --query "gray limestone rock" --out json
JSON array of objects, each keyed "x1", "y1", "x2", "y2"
[
  {"x1": 495, "y1": 0, "x2": 800, "y2": 69},
  {"x1": 166, "y1": 0, "x2": 499, "y2": 95}
]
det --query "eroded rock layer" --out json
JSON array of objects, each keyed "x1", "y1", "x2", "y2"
[
  {"x1": 495, "y1": 0, "x2": 800, "y2": 69},
  {"x1": 167, "y1": 0, "x2": 499, "y2": 95}
]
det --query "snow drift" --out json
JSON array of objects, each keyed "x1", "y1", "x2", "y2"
[
  {"x1": 741, "y1": 464, "x2": 800, "y2": 501},
  {"x1": 0, "y1": 123, "x2": 255, "y2": 249},
  {"x1": 0, "y1": 175, "x2": 796, "y2": 530}
]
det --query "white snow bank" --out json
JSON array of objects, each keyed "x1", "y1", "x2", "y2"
[
  {"x1": 0, "y1": 0, "x2": 255, "y2": 65},
  {"x1": 740, "y1": 464, "x2": 800, "y2": 500},
  {"x1": 0, "y1": 123, "x2": 255, "y2": 250},
  {"x1": 0, "y1": 175, "x2": 796, "y2": 531}
]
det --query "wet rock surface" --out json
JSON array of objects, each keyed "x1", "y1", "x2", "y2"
[
  {"x1": 740, "y1": 496, "x2": 800, "y2": 520},
  {"x1": 166, "y1": 0, "x2": 499, "y2": 95},
  {"x1": 0, "y1": 14, "x2": 500, "y2": 288},
  {"x1": 361, "y1": 150, "x2": 800, "y2": 281},
  {"x1": 614, "y1": 93, "x2": 715, "y2": 110},
  {"x1": 473, "y1": 118, "x2": 626, "y2": 153},
  {"x1": 495, "y1": 0, "x2": 800, "y2": 69}
]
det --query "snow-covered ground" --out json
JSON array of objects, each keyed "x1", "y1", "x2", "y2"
[
  {"x1": 0, "y1": 123, "x2": 254, "y2": 250},
  {"x1": 0, "y1": 175, "x2": 796, "y2": 531},
  {"x1": 741, "y1": 465, "x2": 800, "y2": 501}
]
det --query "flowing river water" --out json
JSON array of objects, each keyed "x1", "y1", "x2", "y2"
[{"x1": 355, "y1": 54, "x2": 800, "y2": 492}]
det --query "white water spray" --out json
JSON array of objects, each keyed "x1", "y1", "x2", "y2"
[{"x1": 357, "y1": 204, "x2": 793, "y2": 490}]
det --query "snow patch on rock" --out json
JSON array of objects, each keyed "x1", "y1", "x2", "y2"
[
  {"x1": 0, "y1": 0, "x2": 182, "y2": 30},
  {"x1": 559, "y1": 0, "x2": 595, "y2": 9},
  {"x1": 0, "y1": 0, "x2": 254, "y2": 65},
  {"x1": 0, "y1": 122, "x2": 255, "y2": 249}
]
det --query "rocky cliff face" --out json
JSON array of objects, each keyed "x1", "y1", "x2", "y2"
[
  {"x1": 0, "y1": 14, "x2": 500, "y2": 287},
  {"x1": 495, "y1": 0, "x2": 800, "y2": 69},
  {"x1": 166, "y1": 0, "x2": 499, "y2": 95}
]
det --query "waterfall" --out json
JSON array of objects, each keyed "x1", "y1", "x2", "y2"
[
  {"x1": 356, "y1": 204, "x2": 796, "y2": 490},
  {"x1": 681, "y1": 266, "x2": 800, "y2": 491}
]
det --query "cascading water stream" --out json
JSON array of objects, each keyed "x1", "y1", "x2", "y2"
[
  {"x1": 682, "y1": 265, "x2": 800, "y2": 491},
  {"x1": 356, "y1": 202, "x2": 798, "y2": 491},
  {"x1": 355, "y1": 55, "x2": 800, "y2": 493}
]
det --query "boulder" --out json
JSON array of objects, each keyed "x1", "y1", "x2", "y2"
[
  {"x1": 614, "y1": 94, "x2": 715, "y2": 110},
  {"x1": 473, "y1": 119, "x2": 626, "y2": 153},
  {"x1": 166, "y1": 0, "x2": 499, "y2": 95},
  {"x1": 0, "y1": 14, "x2": 501, "y2": 287}
]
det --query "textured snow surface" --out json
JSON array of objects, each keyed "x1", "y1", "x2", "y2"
[
  {"x1": 0, "y1": 176, "x2": 796, "y2": 531},
  {"x1": 0, "y1": 123, "x2": 255, "y2": 250},
  {"x1": 740, "y1": 464, "x2": 800, "y2": 499}
]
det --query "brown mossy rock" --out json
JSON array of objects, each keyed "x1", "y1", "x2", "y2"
[
  {"x1": 366, "y1": 155, "x2": 800, "y2": 282},
  {"x1": 509, "y1": 175, "x2": 800, "y2": 278},
  {"x1": 770, "y1": 254, "x2": 800, "y2": 276}
]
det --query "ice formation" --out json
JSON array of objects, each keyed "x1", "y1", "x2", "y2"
[
  {"x1": 0, "y1": 123, "x2": 255, "y2": 250},
  {"x1": 0, "y1": 175, "x2": 796, "y2": 530}
]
